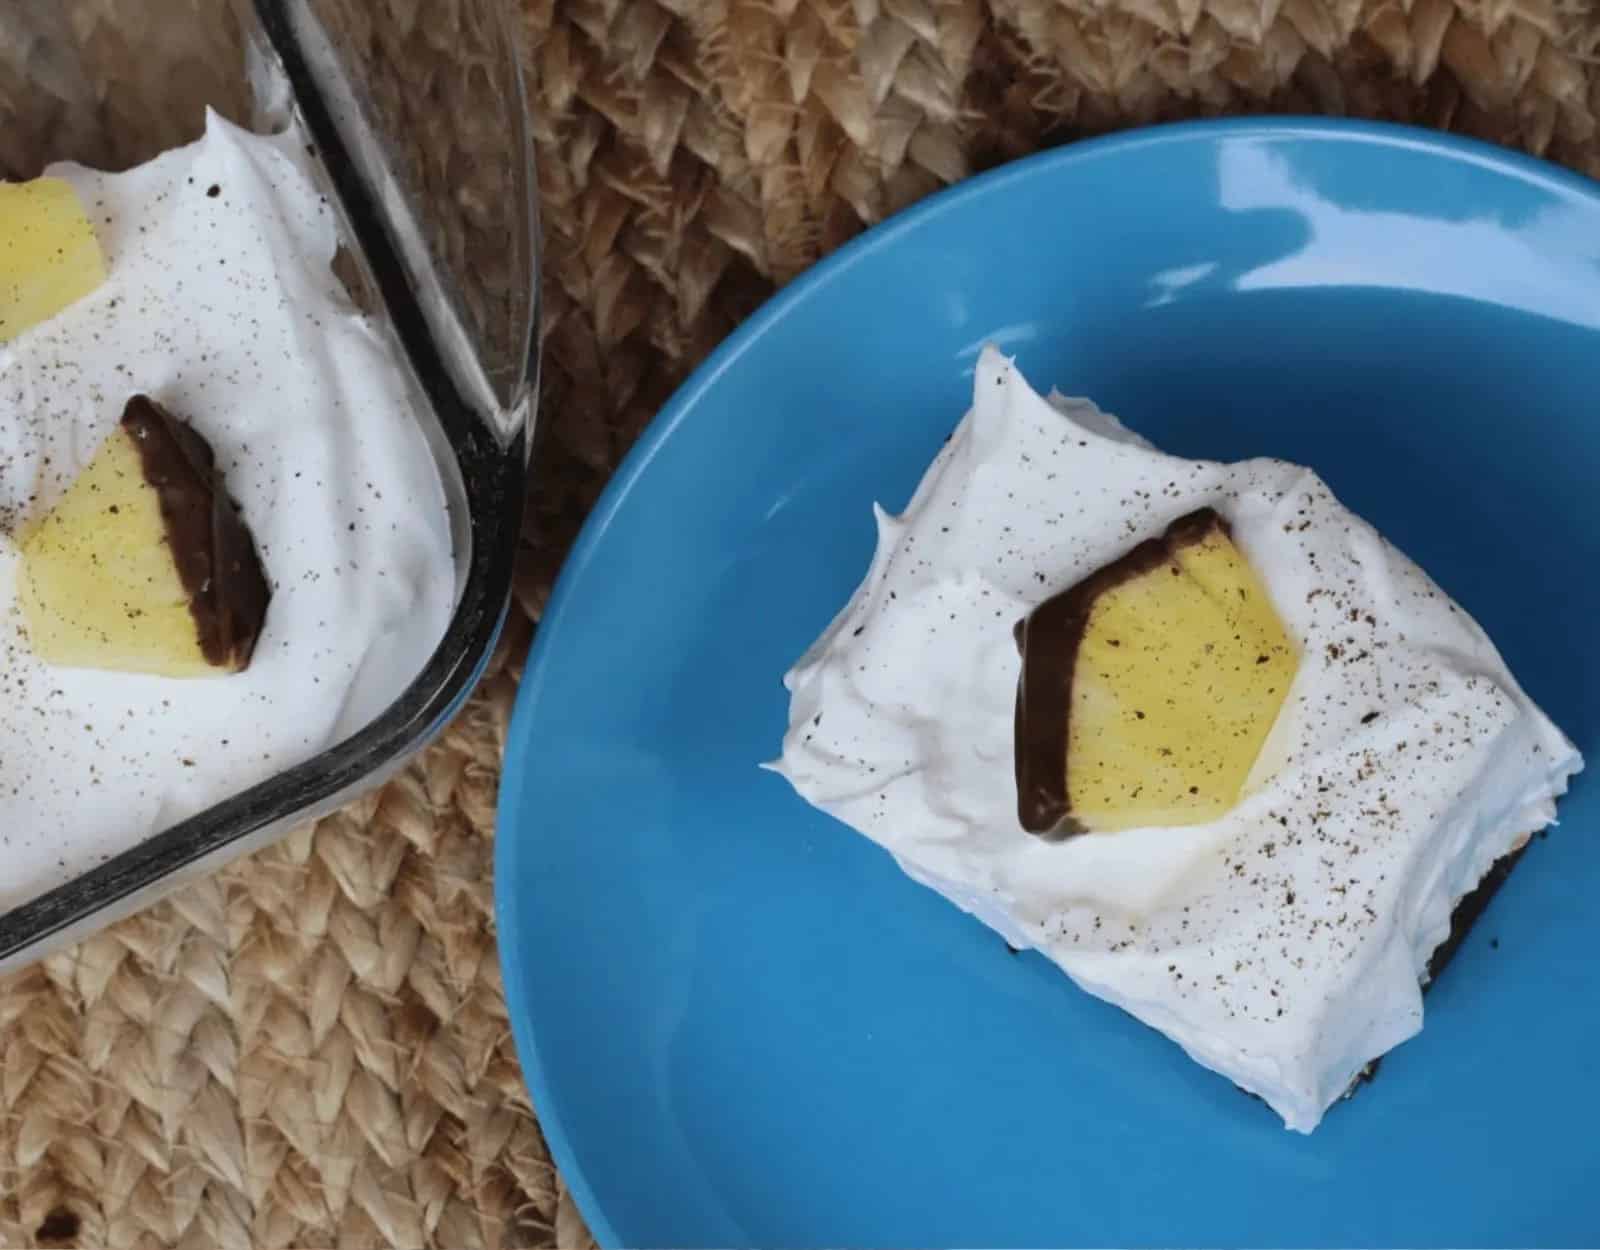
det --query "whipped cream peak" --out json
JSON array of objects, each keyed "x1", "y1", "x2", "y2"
[{"x1": 774, "y1": 346, "x2": 1581, "y2": 1131}]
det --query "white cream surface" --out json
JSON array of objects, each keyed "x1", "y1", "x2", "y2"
[
  {"x1": 0, "y1": 111, "x2": 453, "y2": 907},
  {"x1": 773, "y1": 346, "x2": 1582, "y2": 1132}
]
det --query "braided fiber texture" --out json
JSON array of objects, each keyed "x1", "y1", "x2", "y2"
[{"x1": 3, "y1": 0, "x2": 1599, "y2": 1245}]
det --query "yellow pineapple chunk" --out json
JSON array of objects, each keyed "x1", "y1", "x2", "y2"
[
  {"x1": 1014, "y1": 509, "x2": 1298, "y2": 836},
  {"x1": 0, "y1": 176, "x2": 106, "y2": 342},
  {"x1": 1168, "y1": 516, "x2": 1292, "y2": 664},
  {"x1": 18, "y1": 395, "x2": 271, "y2": 678}
]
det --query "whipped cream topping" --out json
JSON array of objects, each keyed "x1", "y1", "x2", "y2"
[
  {"x1": 0, "y1": 111, "x2": 453, "y2": 908},
  {"x1": 773, "y1": 347, "x2": 1582, "y2": 1132}
]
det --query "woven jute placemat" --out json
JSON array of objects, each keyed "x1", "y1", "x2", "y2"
[{"x1": 2, "y1": 0, "x2": 1598, "y2": 1246}]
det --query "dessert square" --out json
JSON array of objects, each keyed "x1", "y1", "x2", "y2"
[{"x1": 773, "y1": 346, "x2": 1581, "y2": 1132}]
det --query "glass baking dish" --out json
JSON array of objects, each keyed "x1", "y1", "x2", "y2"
[{"x1": 0, "y1": 0, "x2": 538, "y2": 968}]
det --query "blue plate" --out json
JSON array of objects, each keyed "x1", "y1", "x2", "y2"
[{"x1": 496, "y1": 120, "x2": 1600, "y2": 1248}]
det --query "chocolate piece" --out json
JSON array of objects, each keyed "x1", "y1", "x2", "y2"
[
  {"x1": 1013, "y1": 534, "x2": 1173, "y2": 838},
  {"x1": 19, "y1": 395, "x2": 271, "y2": 678},
  {"x1": 1013, "y1": 507, "x2": 1297, "y2": 837},
  {"x1": 121, "y1": 395, "x2": 270, "y2": 670}
]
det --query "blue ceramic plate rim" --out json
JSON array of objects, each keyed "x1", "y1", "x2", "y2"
[{"x1": 495, "y1": 116, "x2": 1600, "y2": 1249}]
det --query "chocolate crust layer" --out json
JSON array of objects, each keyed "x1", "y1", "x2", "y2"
[
  {"x1": 1341, "y1": 842, "x2": 1529, "y2": 1096},
  {"x1": 122, "y1": 394, "x2": 270, "y2": 671}
]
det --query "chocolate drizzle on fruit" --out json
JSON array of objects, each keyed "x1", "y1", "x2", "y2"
[
  {"x1": 1014, "y1": 507, "x2": 1296, "y2": 838},
  {"x1": 122, "y1": 394, "x2": 270, "y2": 670}
]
